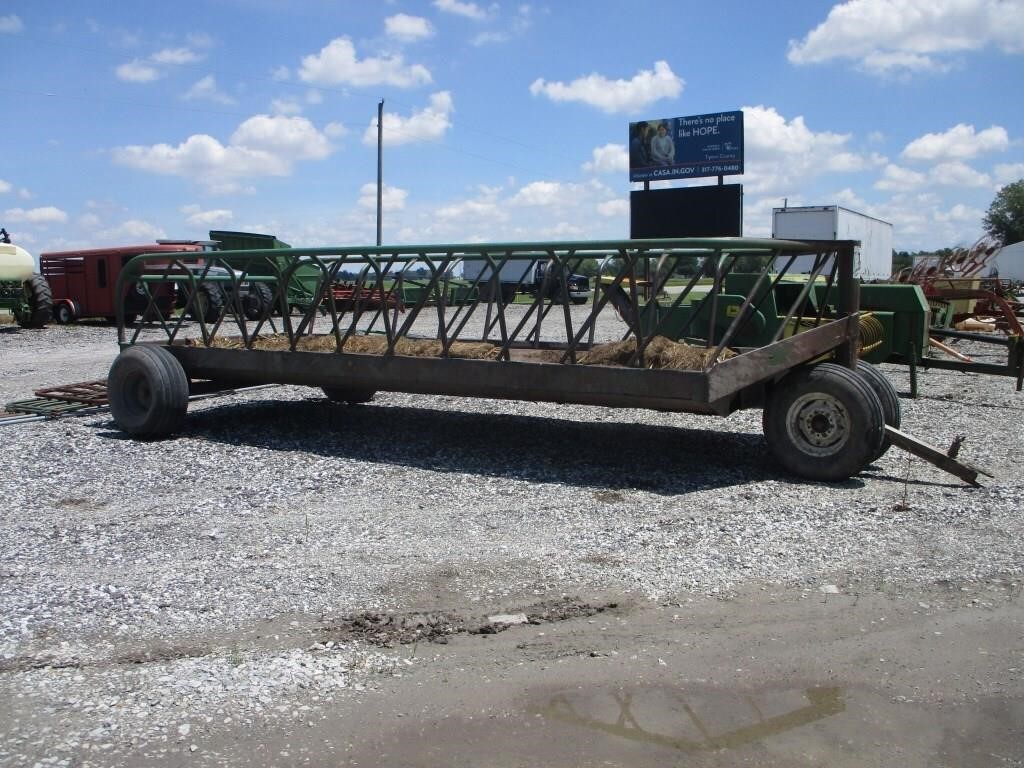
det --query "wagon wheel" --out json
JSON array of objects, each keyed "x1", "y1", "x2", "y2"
[
  {"x1": 188, "y1": 282, "x2": 225, "y2": 322},
  {"x1": 108, "y1": 345, "x2": 190, "y2": 438},
  {"x1": 855, "y1": 361, "x2": 901, "y2": 459},
  {"x1": 15, "y1": 274, "x2": 53, "y2": 328},
  {"x1": 243, "y1": 282, "x2": 274, "y2": 321},
  {"x1": 322, "y1": 387, "x2": 376, "y2": 405},
  {"x1": 55, "y1": 302, "x2": 75, "y2": 325},
  {"x1": 763, "y1": 362, "x2": 884, "y2": 481}
]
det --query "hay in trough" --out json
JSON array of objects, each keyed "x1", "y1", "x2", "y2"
[
  {"x1": 195, "y1": 333, "x2": 499, "y2": 360},
  {"x1": 578, "y1": 335, "x2": 735, "y2": 370}
]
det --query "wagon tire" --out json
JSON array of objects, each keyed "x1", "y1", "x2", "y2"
[
  {"x1": 55, "y1": 303, "x2": 75, "y2": 324},
  {"x1": 322, "y1": 387, "x2": 375, "y2": 405},
  {"x1": 108, "y1": 345, "x2": 190, "y2": 438},
  {"x1": 856, "y1": 361, "x2": 901, "y2": 459},
  {"x1": 15, "y1": 274, "x2": 53, "y2": 328},
  {"x1": 243, "y1": 282, "x2": 274, "y2": 321},
  {"x1": 188, "y1": 283, "x2": 225, "y2": 322},
  {"x1": 763, "y1": 362, "x2": 884, "y2": 481}
]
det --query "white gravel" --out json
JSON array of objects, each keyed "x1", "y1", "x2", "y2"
[{"x1": 1, "y1": 309, "x2": 1022, "y2": 764}]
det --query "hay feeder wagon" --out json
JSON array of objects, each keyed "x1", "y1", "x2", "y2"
[{"x1": 108, "y1": 237, "x2": 916, "y2": 482}]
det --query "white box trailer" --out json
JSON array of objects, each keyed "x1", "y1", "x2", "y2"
[{"x1": 772, "y1": 205, "x2": 893, "y2": 280}]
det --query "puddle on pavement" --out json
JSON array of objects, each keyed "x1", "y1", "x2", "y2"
[
  {"x1": 338, "y1": 681, "x2": 1024, "y2": 767},
  {"x1": 534, "y1": 684, "x2": 845, "y2": 753}
]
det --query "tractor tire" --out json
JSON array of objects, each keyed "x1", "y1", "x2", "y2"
[
  {"x1": 856, "y1": 361, "x2": 901, "y2": 459},
  {"x1": 15, "y1": 274, "x2": 53, "y2": 328},
  {"x1": 322, "y1": 387, "x2": 376, "y2": 405},
  {"x1": 55, "y1": 302, "x2": 75, "y2": 325},
  {"x1": 188, "y1": 282, "x2": 225, "y2": 322},
  {"x1": 243, "y1": 282, "x2": 274, "y2": 321},
  {"x1": 108, "y1": 345, "x2": 190, "y2": 438},
  {"x1": 763, "y1": 362, "x2": 885, "y2": 481}
]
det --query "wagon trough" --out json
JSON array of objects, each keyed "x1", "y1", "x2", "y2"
[{"x1": 107, "y1": 237, "x2": 927, "y2": 482}]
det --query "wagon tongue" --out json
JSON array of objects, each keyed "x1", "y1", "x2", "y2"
[{"x1": 884, "y1": 426, "x2": 992, "y2": 487}]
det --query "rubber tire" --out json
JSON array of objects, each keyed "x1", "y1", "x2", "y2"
[
  {"x1": 16, "y1": 275, "x2": 53, "y2": 328},
  {"x1": 55, "y1": 303, "x2": 74, "y2": 324},
  {"x1": 188, "y1": 283, "x2": 225, "y2": 322},
  {"x1": 108, "y1": 345, "x2": 190, "y2": 438},
  {"x1": 243, "y1": 282, "x2": 274, "y2": 321},
  {"x1": 856, "y1": 361, "x2": 901, "y2": 459},
  {"x1": 322, "y1": 387, "x2": 376, "y2": 405},
  {"x1": 763, "y1": 362, "x2": 885, "y2": 481}
]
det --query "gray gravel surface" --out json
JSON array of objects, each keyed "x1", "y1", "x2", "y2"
[{"x1": 0, "y1": 311, "x2": 1022, "y2": 766}]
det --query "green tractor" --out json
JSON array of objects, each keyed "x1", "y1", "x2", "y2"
[{"x1": 0, "y1": 232, "x2": 52, "y2": 328}]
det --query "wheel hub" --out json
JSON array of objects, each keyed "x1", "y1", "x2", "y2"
[{"x1": 788, "y1": 393, "x2": 849, "y2": 455}]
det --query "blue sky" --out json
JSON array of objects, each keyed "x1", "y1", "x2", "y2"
[{"x1": 3, "y1": 0, "x2": 1023, "y2": 256}]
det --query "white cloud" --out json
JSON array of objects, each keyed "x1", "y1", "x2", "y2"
[
  {"x1": 152, "y1": 47, "x2": 202, "y2": 65},
  {"x1": 0, "y1": 179, "x2": 10, "y2": 194},
  {"x1": 270, "y1": 98, "x2": 303, "y2": 115},
  {"x1": 324, "y1": 122, "x2": 347, "y2": 139},
  {"x1": 78, "y1": 213, "x2": 102, "y2": 229},
  {"x1": 363, "y1": 92, "x2": 454, "y2": 146},
  {"x1": 116, "y1": 60, "x2": 160, "y2": 83},
  {"x1": 181, "y1": 204, "x2": 233, "y2": 227},
  {"x1": 306, "y1": 89, "x2": 323, "y2": 105},
  {"x1": 230, "y1": 115, "x2": 333, "y2": 160},
  {"x1": 433, "y1": 0, "x2": 487, "y2": 20},
  {"x1": 271, "y1": 66, "x2": 290, "y2": 82},
  {"x1": 740, "y1": 105, "x2": 875, "y2": 195},
  {"x1": 96, "y1": 219, "x2": 166, "y2": 242},
  {"x1": 788, "y1": 0, "x2": 1024, "y2": 75},
  {"x1": 184, "y1": 75, "x2": 236, "y2": 105},
  {"x1": 436, "y1": 187, "x2": 508, "y2": 222},
  {"x1": 929, "y1": 161, "x2": 991, "y2": 188},
  {"x1": 357, "y1": 183, "x2": 408, "y2": 211},
  {"x1": 597, "y1": 199, "x2": 629, "y2": 218},
  {"x1": 994, "y1": 163, "x2": 1024, "y2": 184},
  {"x1": 112, "y1": 115, "x2": 335, "y2": 188},
  {"x1": 0, "y1": 14, "x2": 23, "y2": 33},
  {"x1": 530, "y1": 61, "x2": 683, "y2": 114},
  {"x1": 4, "y1": 206, "x2": 68, "y2": 224},
  {"x1": 934, "y1": 203, "x2": 985, "y2": 224},
  {"x1": 874, "y1": 163, "x2": 928, "y2": 191},
  {"x1": 509, "y1": 181, "x2": 588, "y2": 208},
  {"x1": 386, "y1": 14, "x2": 434, "y2": 42},
  {"x1": 583, "y1": 144, "x2": 629, "y2": 174},
  {"x1": 298, "y1": 37, "x2": 432, "y2": 88},
  {"x1": 901, "y1": 123, "x2": 1010, "y2": 161}
]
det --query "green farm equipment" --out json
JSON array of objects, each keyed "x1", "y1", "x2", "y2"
[{"x1": 0, "y1": 238, "x2": 52, "y2": 328}]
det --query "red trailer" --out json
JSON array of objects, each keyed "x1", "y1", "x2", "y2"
[{"x1": 40, "y1": 242, "x2": 203, "y2": 324}]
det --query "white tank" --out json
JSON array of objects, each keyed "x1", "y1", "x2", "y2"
[{"x1": 0, "y1": 243, "x2": 35, "y2": 281}]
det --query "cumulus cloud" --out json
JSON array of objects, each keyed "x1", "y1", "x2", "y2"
[
  {"x1": 433, "y1": 0, "x2": 487, "y2": 20},
  {"x1": 583, "y1": 144, "x2": 629, "y2": 174},
  {"x1": 0, "y1": 14, "x2": 23, "y2": 33},
  {"x1": 929, "y1": 160, "x2": 991, "y2": 187},
  {"x1": 363, "y1": 92, "x2": 454, "y2": 146},
  {"x1": 509, "y1": 181, "x2": 589, "y2": 208},
  {"x1": 529, "y1": 61, "x2": 683, "y2": 114},
  {"x1": 901, "y1": 123, "x2": 1010, "y2": 161},
  {"x1": 181, "y1": 204, "x2": 233, "y2": 227},
  {"x1": 357, "y1": 183, "x2": 408, "y2": 211},
  {"x1": 184, "y1": 75, "x2": 236, "y2": 105},
  {"x1": 152, "y1": 47, "x2": 202, "y2": 65},
  {"x1": 0, "y1": 179, "x2": 11, "y2": 194},
  {"x1": 299, "y1": 37, "x2": 432, "y2": 88},
  {"x1": 436, "y1": 187, "x2": 508, "y2": 222},
  {"x1": 788, "y1": 0, "x2": 1024, "y2": 75},
  {"x1": 740, "y1": 105, "x2": 878, "y2": 195},
  {"x1": 270, "y1": 98, "x2": 303, "y2": 115},
  {"x1": 994, "y1": 163, "x2": 1024, "y2": 184},
  {"x1": 116, "y1": 60, "x2": 160, "y2": 83},
  {"x1": 385, "y1": 14, "x2": 434, "y2": 42},
  {"x1": 112, "y1": 115, "x2": 335, "y2": 188},
  {"x1": 597, "y1": 199, "x2": 629, "y2": 218},
  {"x1": 4, "y1": 206, "x2": 68, "y2": 224},
  {"x1": 874, "y1": 163, "x2": 929, "y2": 191},
  {"x1": 96, "y1": 219, "x2": 167, "y2": 242}
]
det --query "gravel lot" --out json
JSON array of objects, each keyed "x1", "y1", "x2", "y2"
[{"x1": 1, "y1": 309, "x2": 1022, "y2": 767}]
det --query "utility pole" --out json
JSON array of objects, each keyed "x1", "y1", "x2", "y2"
[{"x1": 376, "y1": 99, "x2": 384, "y2": 247}]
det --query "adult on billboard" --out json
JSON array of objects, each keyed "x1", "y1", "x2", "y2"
[
  {"x1": 629, "y1": 121, "x2": 651, "y2": 168},
  {"x1": 650, "y1": 122, "x2": 675, "y2": 166}
]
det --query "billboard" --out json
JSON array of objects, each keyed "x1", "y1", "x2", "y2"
[{"x1": 629, "y1": 110, "x2": 744, "y2": 182}]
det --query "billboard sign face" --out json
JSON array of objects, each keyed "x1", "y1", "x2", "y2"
[{"x1": 629, "y1": 110, "x2": 744, "y2": 182}]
